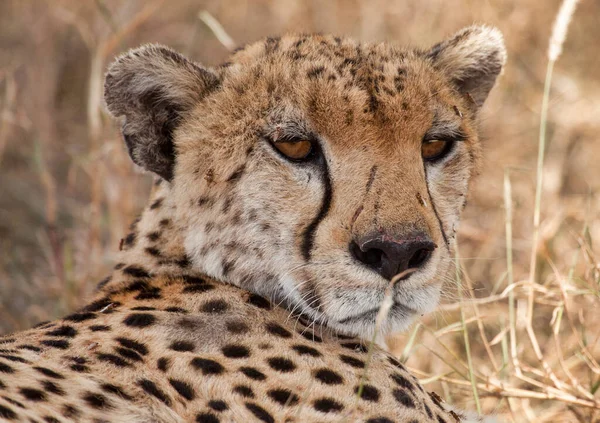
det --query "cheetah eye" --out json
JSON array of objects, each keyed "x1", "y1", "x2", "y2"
[
  {"x1": 272, "y1": 139, "x2": 314, "y2": 161},
  {"x1": 421, "y1": 139, "x2": 453, "y2": 162}
]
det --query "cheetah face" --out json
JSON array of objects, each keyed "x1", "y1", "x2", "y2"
[{"x1": 105, "y1": 26, "x2": 505, "y2": 339}]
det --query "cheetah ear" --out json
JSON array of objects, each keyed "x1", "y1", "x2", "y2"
[
  {"x1": 427, "y1": 25, "x2": 506, "y2": 110},
  {"x1": 104, "y1": 44, "x2": 220, "y2": 181}
]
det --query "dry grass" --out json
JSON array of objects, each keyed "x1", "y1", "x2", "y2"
[{"x1": 1, "y1": 1, "x2": 599, "y2": 421}]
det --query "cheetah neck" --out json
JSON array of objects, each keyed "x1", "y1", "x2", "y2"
[{"x1": 97, "y1": 179, "x2": 201, "y2": 293}]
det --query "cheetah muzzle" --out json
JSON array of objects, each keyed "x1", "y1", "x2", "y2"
[{"x1": 0, "y1": 26, "x2": 505, "y2": 423}]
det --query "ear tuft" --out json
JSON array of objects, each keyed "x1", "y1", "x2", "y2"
[
  {"x1": 427, "y1": 25, "x2": 506, "y2": 109},
  {"x1": 104, "y1": 44, "x2": 220, "y2": 181}
]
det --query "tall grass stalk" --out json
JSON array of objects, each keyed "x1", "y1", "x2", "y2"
[
  {"x1": 527, "y1": 0, "x2": 580, "y2": 369},
  {"x1": 455, "y1": 247, "x2": 481, "y2": 413},
  {"x1": 528, "y1": 0, "x2": 580, "y2": 289},
  {"x1": 504, "y1": 169, "x2": 520, "y2": 375}
]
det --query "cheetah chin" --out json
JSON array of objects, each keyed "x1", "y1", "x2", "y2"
[{"x1": 1, "y1": 26, "x2": 505, "y2": 423}]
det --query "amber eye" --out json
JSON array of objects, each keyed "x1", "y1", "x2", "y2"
[
  {"x1": 273, "y1": 140, "x2": 314, "y2": 161},
  {"x1": 421, "y1": 139, "x2": 452, "y2": 161}
]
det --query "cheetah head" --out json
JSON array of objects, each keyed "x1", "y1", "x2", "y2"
[{"x1": 104, "y1": 26, "x2": 506, "y2": 339}]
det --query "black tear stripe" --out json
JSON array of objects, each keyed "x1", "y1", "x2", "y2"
[
  {"x1": 301, "y1": 159, "x2": 333, "y2": 261},
  {"x1": 423, "y1": 166, "x2": 449, "y2": 249}
]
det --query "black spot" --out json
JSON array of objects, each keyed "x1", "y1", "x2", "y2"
[
  {"x1": 33, "y1": 367, "x2": 64, "y2": 379},
  {"x1": 191, "y1": 358, "x2": 224, "y2": 375},
  {"x1": 225, "y1": 320, "x2": 248, "y2": 334},
  {"x1": 83, "y1": 298, "x2": 114, "y2": 312},
  {"x1": 41, "y1": 380, "x2": 65, "y2": 396},
  {"x1": 96, "y1": 276, "x2": 111, "y2": 289},
  {"x1": 226, "y1": 164, "x2": 245, "y2": 182},
  {"x1": 388, "y1": 356, "x2": 407, "y2": 370},
  {"x1": 114, "y1": 262, "x2": 126, "y2": 270},
  {"x1": 183, "y1": 284, "x2": 215, "y2": 294},
  {"x1": 0, "y1": 403, "x2": 16, "y2": 419},
  {"x1": 18, "y1": 345, "x2": 42, "y2": 352},
  {"x1": 366, "y1": 418, "x2": 395, "y2": 423},
  {"x1": 267, "y1": 388, "x2": 299, "y2": 406},
  {"x1": 239, "y1": 366, "x2": 266, "y2": 381},
  {"x1": 354, "y1": 384, "x2": 380, "y2": 402},
  {"x1": 391, "y1": 373, "x2": 415, "y2": 391},
  {"x1": 134, "y1": 287, "x2": 162, "y2": 300},
  {"x1": 244, "y1": 402, "x2": 274, "y2": 423},
  {"x1": 115, "y1": 347, "x2": 143, "y2": 362},
  {"x1": 170, "y1": 341, "x2": 195, "y2": 352},
  {"x1": 393, "y1": 389, "x2": 415, "y2": 408},
  {"x1": 131, "y1": 306, "x2": 156, "y2": 311},
  {"x1": 300, "y1": 331, "x2": 322, "y2": 343},
  {"x1": 116, "y1": 338, "x2": 149, "y2": 355},
  {"x1": 339, "y1": 354, "x2": 364, "y2": 368},
  {"x1": 169, "y1": 379, "x2": 195, "y2": 401},
  {"x1": 157, "y1": 357, "x2": 170, "y2": 372},
  {"x1": 82, "y1": 392, "x2": 111, "y2": 409},
  {"x1": 0, "y1": 355, "x2": 26, "y2": 363},
  {"x1": 97, "y1": 353, "x2": 131, "y2": 367},
  {"x1": 314, "y1": 368, "x2": 343, "y2": 385},
  {"x1": 138, "y1": 379, "x2": 171, "y2": 406},
  {"x1": 196, "y1": 413, "x2": 219, "y2": 423},
  {"x1": 266, "y1": 357, "x2": 296, "y2": 373},
  {"x1": 221, "y1": 260, "x2": 234, "y2": 276},
  {"x1": 40, "y1": 339, "x2": 69, "y2": 349},
  {"x1": 90, "y1": 325, "x2": 111, "y2": 332},
  {"x1": 123, "y1": 280, "x2": 150, "y2": 293},
  {"x1": 123, "y1": 265, "x2": 151, "y2": 278},
  {"x1": 64, "y1": 312, "x2": 96, "y2": 322},
  {"x1": 165, "y1": 307, "x2": 187, "y2": 313},
  {"x1": 246, "y1": 294, "x2": 271, "y2": 309},
  {"x1": 425, "y1": 403, "x2": 433, "y2": 418},
  {"x1": 150, "y1": 198, "x2": 163, "y2": 209},
  {"x1": 70, "y1": 364, "x2": 89, "y2": 372},
  {"x1": 46, "y1": 325, "x2": 77, "y2": 338},
  {"x1": 20, "y1": 387, "x2": 47, "y2": 402},
  {"x1": 201, "y1": 300, "x2": 228, "y2": 313},
  {"x1": 429, "y1": 391, "x2": 444, "y2": 409},
  {"x1": 265, "y1": 322, "x2": 292, "y2": 338},
  {"x1": 313, "y1": 397, "x2": 344, "y2": 413},
  {"x1": 147, "y1": 232, "x2": 161, "y2": 242},
  {"x1": 307, "y1": 66, "x2": 325, "y2": 79},
  {"x1": 123, "y1": 313, "x2": 156, "y2": 327},
  {"x1": 340, "y1": 341, "x2": 368, "y2": 353},
  {"x1": 62, "y1": 404, "x2": 80, "y2": 418},
  {"x1": 233, "y1": 385, "x2": 254, "y2": 398},
  {"x1": 159, "y1": 218, "x2": 171, "y2": 227},
  {"x1": 0, "y1": 362, "x2": 13, "y2": 374},
  {"x1": 205, "y1": 400, "x2": 227, "y2": 413},
  {"x1": 101, "y1": 383, "x2": 133, "y2": 400},
  {"x1": 0, "y1": 397, "x2": 22, "y2": 409},
  {"x1": 437, "y1": 416, "x2": 449, "y2": 423},
  {"x1": 123, "y1": 232, "x2": 136, "y2": 248},
  {"x1": 70, "y1": 357, "x2": 87, "y2": 364},
  {"x1": 197, "y1": 196, "x2": 213, "y2": 207},
  {"x1": 181, "y1": 276, "x2": 206, "y2": 285},
  {"x1": 222, "y1": 345, "x2": 250, "y2": 359},
  {"x1": 43, "y1": 417, "x2": 60, "y2": 423},
  {"x1": 291, "y1": 344, "x2": 322, "y2": 357}
]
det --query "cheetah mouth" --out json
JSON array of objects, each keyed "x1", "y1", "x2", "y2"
[{"x1": 335, "y1": 301, "x2": 416, "y2": 325}]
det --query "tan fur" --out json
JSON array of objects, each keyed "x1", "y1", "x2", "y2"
[{"x1": 0, "y1": 27, "x2": 505, "y2": 422}]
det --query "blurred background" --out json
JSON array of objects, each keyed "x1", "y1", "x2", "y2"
[{"x1": 1, "y1": 1, "x2": 599, "y2": 421}]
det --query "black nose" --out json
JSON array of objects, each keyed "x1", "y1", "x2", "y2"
[{"x1": 350, "y1": 233, "x2": 436, "y2": 280}]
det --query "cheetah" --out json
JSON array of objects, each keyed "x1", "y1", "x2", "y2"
[{"x1": 0, "y1": 26, "x2": 505, "y2": 423}]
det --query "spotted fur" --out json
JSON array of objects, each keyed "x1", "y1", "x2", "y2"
[{"x1": 0, "y1": 27, "x2": 505, "y2": 422}]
